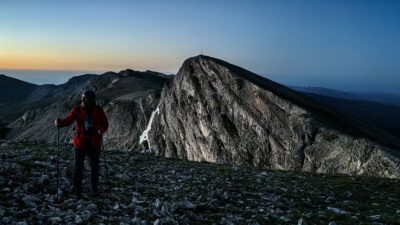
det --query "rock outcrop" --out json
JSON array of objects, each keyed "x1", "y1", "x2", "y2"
[{"x1": 147, "y1": 55, "x2": 400, "y2": 178}]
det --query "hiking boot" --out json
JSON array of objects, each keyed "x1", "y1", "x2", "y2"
[
  {"x1": 90, "y1": 185, "x2": 99, "y2": 197},
  {"x1": 89, "y1": 191, "x2": 99, "y2": 198},
  {"x1": 74, "y1": 193, "x2": 82, "y2": 200},
  {"x1": 74, "y1": 189, "x2": 83, "y2": 200}
]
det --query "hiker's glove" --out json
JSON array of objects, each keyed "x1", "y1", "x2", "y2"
[
  {"x1": 54, "y1": 119, "x2": 61, "y2": 127},
  {"x1": 98, "y1": 129, "x2": 105, "y2": 136}
]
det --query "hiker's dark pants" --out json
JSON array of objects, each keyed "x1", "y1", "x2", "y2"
[{"x1": 73, "y1": 143, "x2": 100, "y2": 194}]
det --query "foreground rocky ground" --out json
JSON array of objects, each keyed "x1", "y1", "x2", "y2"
[{"x1": 0, "y1": 141, "x2": 399, "y2": 225}]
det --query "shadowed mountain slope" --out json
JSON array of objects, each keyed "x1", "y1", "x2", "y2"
[
  {"x1": 301, "y1": 93, "x2": 400, "y2": 140},
  {"x1": 0, "y1": 74, "x2": 37, "y2": 104}
]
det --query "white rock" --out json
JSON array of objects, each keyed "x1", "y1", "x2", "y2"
[
  {"x1": 327, "y1": 207, "x2": 351, "y2": 216},
  {"x1": 153, "y1": 219, "x2": 160, "y2": 225},
  {"x1": 131, "y1": 217, "x2": 140, "y2": 223},
  {"x1": 342, "y1": 200, "x2": 352, "y2": 205},
  {"x1": 298, "y1": 218, "x2": 308, "y2": 225},
  {"x1": 56, "y1": 189, "x2": 63, "y2": 198},
  {"x1": 326, "y1": 196, "x2": 336, "y2": 203},
  {"x1": 49, "y1": 217, "x2": 62, "y2": 223},
  {"x1": 76, "y1": 204, "x2": 83, "y2": 210},
  {"x1": 178, "y1": 200, "x2": 195, "y2": 209},
  {"x1": 33, "y1": 161, "x2": 49, "y2": 166},
  {"x1": 85, "y1": 204, "x2": 97, "y2": 211},
  {"x1": 154, "y1": 199, "x2": 161, "y2": 208},
  {"x1": 113, "y1": 203, "x2": 120, "y2": 210},
  {"x1": 279, "y1": 216, "x2": 290, "y2": 222},
  {"x1": 369, "y1": 215, "x2": 381, "y2": 220},
  {"x1": 115, "y1": 173, "x2": 130, "y2": 181},
  {"x1": 328, "y1": 222, "x2": 337, "y2": 225},
  {"x1": 222, "y1": 191, "x2": 229, "y2": 200},
  {"x1": 220, "y1": 218, "x2": 234, "y2": 225},
  {"x1": 75, "y1": 215, "x2": 83, "y2": 224},
  {"x1": 38, "y1": 174, "x2": 49, "y2": 184},
  {"x1": 80, "y1": 211, "x2": 91, "y2": 222},
  {"x1": 131, "y1": 197, "x2": 139, "y2": 204},
  {"x1": 16, "y1": 222, "x2": 28, "y2": 225},
  {"x1": 1, "y1": 217, "x2": 11, "y2": 224}
]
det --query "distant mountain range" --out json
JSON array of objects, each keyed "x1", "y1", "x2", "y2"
[
  {"x1": 0, "y1": 70, "x2": 172, "y2": 149},
  {"x1": 289, "y1": 86, "x2": 400, "y2": 139},
  {"x1": 1, "y1": 57, "x2": 399, "y2": 178}
]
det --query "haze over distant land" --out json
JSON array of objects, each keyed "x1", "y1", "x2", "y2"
[
  {"x1": 1, "y1": 69, "x2": 399, "y2": 95},
  {"x1": 0, "y1": 69, "x2": 105, "y2": 85},
  {"x1": 1, "y1": 0, "x2": 399, "y2": 93}
]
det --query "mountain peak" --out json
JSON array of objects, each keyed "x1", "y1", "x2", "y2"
[
  {"x1": 178, "y1": 56, "x2": 400, "y2": 150},
  {"x1": 146, "y1": 55, "x2": 400, "y2": 178}
]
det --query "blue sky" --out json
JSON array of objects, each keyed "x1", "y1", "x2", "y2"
[{"x1": 0, "y1": 0, "x2": 399, "y2": 93}]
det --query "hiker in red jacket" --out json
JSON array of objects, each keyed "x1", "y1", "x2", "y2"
[{"x1": 55, "y1": 90, "x2": 109, "y2": 197}]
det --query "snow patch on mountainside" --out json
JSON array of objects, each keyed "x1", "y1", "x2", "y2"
[{"x1": 139, "y1": 103, "x2": 160, "y2": 150}]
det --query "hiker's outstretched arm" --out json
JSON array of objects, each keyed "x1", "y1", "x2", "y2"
[{"x1": 56, "y1": 108, "x2": 76, "y2": 127}]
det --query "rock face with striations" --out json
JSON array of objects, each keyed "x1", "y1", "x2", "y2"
[{"x1": 147, "y1": 55, "x2": 400, "y2": 178}]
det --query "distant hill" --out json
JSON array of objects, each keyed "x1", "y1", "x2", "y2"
[
  {"x1": 302, "y1": 93, "x2": 400, "y2": 139},
  {"x1": 0, "y1": 74, "x2": 37, "y2": 104},
  {"x1": 291, "y1": 86, "x2": 400, "y2": 106}
]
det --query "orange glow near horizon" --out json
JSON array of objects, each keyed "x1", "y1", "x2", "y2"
[
  {"x1": 0, "y1": 23, "x2": 183, "y2": 73},
  {"x1": 0, "y1": 52, "x2": 179, "y2": 73}
]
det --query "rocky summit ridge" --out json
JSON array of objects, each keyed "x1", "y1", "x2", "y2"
[{"x1": 146, "y1": 55, "x2": 400, "y2": 178}]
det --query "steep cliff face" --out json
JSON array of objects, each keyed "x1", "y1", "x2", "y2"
[
  {"x1": 104, "y1": 91, "x2": 162, "y2": 150},
  {"x1": 147, "y1": 55, "x2": 400, "y2": 178}
]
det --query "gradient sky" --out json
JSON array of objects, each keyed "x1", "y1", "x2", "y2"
[{"x1": 1, "y1": 0, "x2": 399, "y2": 93}]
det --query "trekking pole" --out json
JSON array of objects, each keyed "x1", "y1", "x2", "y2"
[
  {"x1": 101, "y1": 138, "x2": 111, "y2": 194},
  {"x1": 56, "y1": 127, "x2": 60, "y2": 202}
]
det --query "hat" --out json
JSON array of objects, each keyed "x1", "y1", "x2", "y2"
[{"x1": 82, "y1": 90, "x2": 96, "y2": 99}]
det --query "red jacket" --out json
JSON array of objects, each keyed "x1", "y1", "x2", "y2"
[{"x1": 58, "y1": 105, "x2": 109, "y2": 150}]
